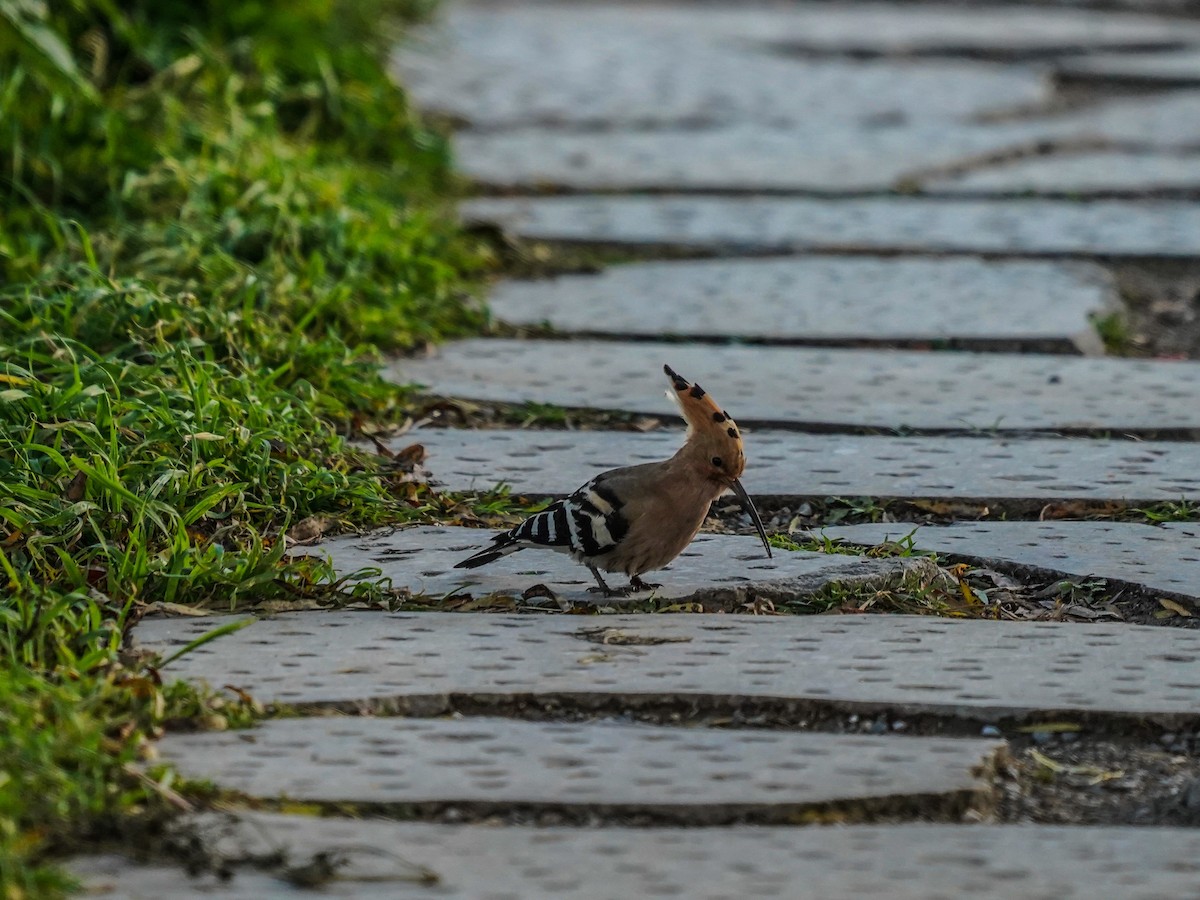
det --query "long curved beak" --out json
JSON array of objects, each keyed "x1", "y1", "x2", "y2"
[{"x1": 729, "y1": 478, "x2": 772, "y2": 559}]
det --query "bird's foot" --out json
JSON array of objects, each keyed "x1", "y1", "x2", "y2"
[
  {"x1": 587, "y1": 567, "x2": 621, "y2": 597},
  {"x1": 587, "y1": 585, "x2": 628, "y2": 598},
  {"x1": 587, "y1": 569, "x2": 659, "y2": 598},
  {"x1": 628, "y1": 576, "x2": 661, "y2": 593}
]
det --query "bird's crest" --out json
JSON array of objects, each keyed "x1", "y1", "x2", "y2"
[{"x1": 663, "y1": 364, "x2": 745, "y2": 475}]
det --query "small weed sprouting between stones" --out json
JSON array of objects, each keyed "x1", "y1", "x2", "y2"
[
  {"x1": 768, "y1": 529, "x2": 927, "y2": 558},
  {"x1": 1090, "y1": 310, "x2": 1132, "y2": 356},
  {"x1": 1135, "y1": 500, "x2": 1200, "y2": 524},
  {"x1": 0, "y1": 0, "x2": 491, "y2": 892}
]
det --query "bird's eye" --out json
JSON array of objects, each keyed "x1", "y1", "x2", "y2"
[{"x1": 711, "y1": 456, "x2": 723, "y2": 467}]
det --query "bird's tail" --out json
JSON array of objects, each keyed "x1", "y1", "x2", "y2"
[{"x1": 454, "y1": 533, "x2": 523, "y2": 569}]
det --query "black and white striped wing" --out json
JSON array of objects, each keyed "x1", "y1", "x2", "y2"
[{"x1": 511, "y1": 477, "x2": 629, "y2": 560}]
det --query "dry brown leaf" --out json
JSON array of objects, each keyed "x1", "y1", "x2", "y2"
[
  {"x1": 522, "y1": 583, "x2": 558, "y2": 601},
  {"x1": 64, "y1": 470, "x2": 87, "y2": 501},
  {"x1": 1038, "y1": 500, "x2": 1124, "y2": 520},
  {"x1": 1158, "y1": 597, "x2": 1194, "y2": 617}
]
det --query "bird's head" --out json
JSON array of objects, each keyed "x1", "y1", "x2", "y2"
[{"x1": 663, "y1": 364, "x2": 771, "y2": 558}]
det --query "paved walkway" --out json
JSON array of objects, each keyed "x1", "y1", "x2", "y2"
[{"x1": 87, "y1": 1, "x2": 1200, "y2": 895}]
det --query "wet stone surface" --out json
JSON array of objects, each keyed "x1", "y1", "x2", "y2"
[
  {"x1": 818, "y1": 520, "x2": 1200, "y2": 604},
  {"x1": 70, "y1": 814, "x2": 1200, "y2": 899},
  {"x1": 406, "y1": 428, "x2": 1200, "y2": 504},
  {"x1": 924, "y1": 151, "x2": 1200, "y2": 196},
  {"x1": 132, "y1": 612, "x2": 1200, "y2": 719},
  {"x1": 156, "y1": 716, "x2": 1001, "y2": 814},
  {"x1": 488, "y1": 257, "x2": 1112, "y2": 350},
  {"x1": 289, "y1": 527, "x2": 912, "y2": 604},
  {"x1": 461, "y1": 195, "x2": 1200, "y2": 257},
  {"x1": 394, "y1": 339, "x2": 1200, "y2": 433}
]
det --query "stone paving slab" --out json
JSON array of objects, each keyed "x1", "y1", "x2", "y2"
[
  {"x1": 487, "y1": 257, "x2": 1112, "y2": 350},
  {"x1": 133, "y1": 612, "x2": 1200, "y2": 718},
  {"x1": 69, "y1": 815, "x2": 1200, "y2": 899},
  {"x1": 454, "y1": 122, "x2": 1060, "y2": 193},
  {"x1": 406, "y1": 429, "x2": 1200, "y2": 503},
  {"x1": 744, "y1": 4, "x2": 1199, "y2": 55},
  {"x1": 925, "y1": 152, "x2": 1200, "y2": 195},
  {"x1": 393, "y1": 339, "x2": 1200, "y2": 433},
  {"x1": 818, "y1": 521, "x2": 1200, "y2": 603},
  {"x1": 1064, "y1": 91, "x2": 1200, "y2": 149},
  {"x1": 453, "y1": 118, "x2": 1200, "y2": 196},
  {"x1": 1057, "y1": 48, "x2": 1200, "y2": 86},
  {"x1": 394, "y1": 4, "x2": 1049, "y2": 130},
  {"x1": 289, "y1": 527, "x2": 914, "y2": 603},
  {"x1": 404, "y1": 1, "x2": 1200, "y2": 60},
  {"x1": 156, "y1": 717, "x2": 1001, "y2": 812},
  {"x1": 460, "y1": 196, "x2": 1200, "y2": 257}
]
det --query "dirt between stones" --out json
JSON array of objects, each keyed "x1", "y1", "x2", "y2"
[
  {"x1": 999, "y1": 736, "x2": 1200, "y2": 826},
  {"x1": 1113, "y1": 259, "x2": 1200, "y2": 359},
  {"x1": 702, "y1": 503, "x2": 1200, "y2": 629}
]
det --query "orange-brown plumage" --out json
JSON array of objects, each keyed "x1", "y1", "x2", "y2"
[{"x1": 456, "y1": 364, "x2": 771, "y2": 595}]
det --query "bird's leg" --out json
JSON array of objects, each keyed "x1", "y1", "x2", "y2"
[
  {"x1": 587, "y1": 566, "x2": 619, "y2": 596},
  {"x1": 629, "y1": 575, "x2": 660, "y2": 592}
]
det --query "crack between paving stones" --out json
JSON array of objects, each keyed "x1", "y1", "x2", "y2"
[
  {"x1": 467, "y1": 183, "x2": 1200, "y2": 202},
  {"x1": 488, "y1": 329, "x2": 1096, "y2": 355},
  {"x1": 407, "y1": 397, "x2": 1200, "y2": 441},
  {"x1": 281, "y1": 692, "x2": 1200, "y2": 736},
  {"x1": 812, "y1": 543, "x2": 1200, "y2": 625},
  {"x1": 207, "y1": 787, "x2": 997, "y2": 829},
  {"x1": 755, "y1": 39, "x2": 1196, "y2": 63},
  {"x1": 471, "y1": 234, "x2": 1200, "y2": 269},
  {"x1": 471, "y1": 231, "x2": 1200, "y2": 274},
  {"x1": 746, "y1": 494, "x2": 1199, "y2": 520}
]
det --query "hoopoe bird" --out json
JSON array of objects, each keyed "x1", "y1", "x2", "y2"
[{"x1": 455, "y1": 364, "x2": 772, "y2": 596}]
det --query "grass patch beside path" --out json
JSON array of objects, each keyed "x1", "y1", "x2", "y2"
[{"x1": 1, "y1": 0, "x2": 489, "y2": 892}]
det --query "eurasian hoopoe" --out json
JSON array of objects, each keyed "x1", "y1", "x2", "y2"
[{"x1": 455, "y1": 364, "x2": 772, "y2": 596}]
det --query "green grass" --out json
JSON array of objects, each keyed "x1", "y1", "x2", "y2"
[
  {"x1": 0, "y1": 0, "x2": 496, "y2": 892},
  {"x1": 1090, "y1": 310, "x2": 1131, "y2": 355}
]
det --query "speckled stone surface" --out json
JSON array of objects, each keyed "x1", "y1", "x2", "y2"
[
  {"x1": 460, "y1": 196, "x2": 1200, "y2": 257},
  {"x1": 395, "y1": 1, "x2": 1200, "y2": 199},
  {"x1": 1063, "y1": 91, "x2": 1200, "y2": 148},
  {"x1": 453, "y1": 121, "x2": 1059, "y2": 192},
  {"x1": 288, "y1": 527, "x2": 914, "y2": 604},
  {"x1": 925, "y1": 152, "x2": 1200, "y2": 195},
  {"x1": 392, "y1": 339, "x2": 1200, "y2": 433},
  {"x1": 393, "y1": 3, "x2": 1052, "y2": 129},
  {"x1": 156, "y1": 717, "x2": 1001, "y2": 812},
  {"x1": 70, "y1": 815, "x2": 1200, "y2": 899},
  {"x1": 404, "y1": 428, "x2": 1200, "y2": 503},
  {"x1": 818, "y1": 520, "x2": 1200, "y2": 603},
  {"x1": 486, "y1": 257, "x2": 1112, "y2": 349},
  {"x1": 133, "y1": 612, "x2": 1200, "y2": 718}
]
